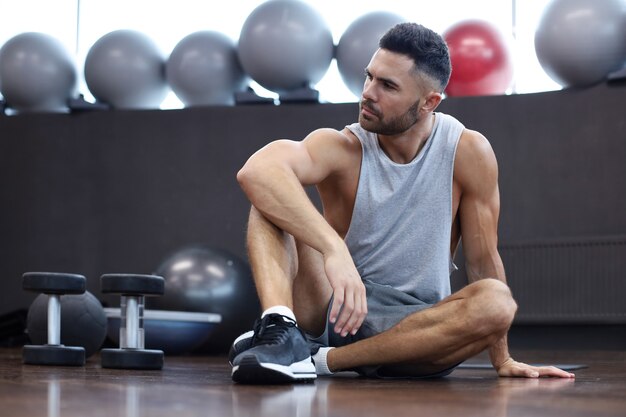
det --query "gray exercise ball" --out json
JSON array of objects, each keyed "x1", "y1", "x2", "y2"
[
  {"x1": 238, "y1": 0, "x2": 334, "y2": 93},
  {"x1": 85, "y1": 30, "x2": 168, "y2": 109},
  {"x1": 150, "y1": 245, "x2": 260, "y2": 353},
  {"x1": 0, "y1": 32, "x2": 77, "y2": 112},
  {"x1": 166, "y1": 31, "x2": 247, "y2": 106},
  {"x1": 534, "y1": 0, "x2": 626, "y2": 88},
  {"x1": 336, "y1": 12, "x2": 406, "y2": 99}
]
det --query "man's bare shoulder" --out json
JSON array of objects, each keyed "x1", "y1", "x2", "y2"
[
  {"x1": 304, "y1": 127, "x2": 361, "y2": 149},
  {"x1": 454, "y1": 129, "x2": 498, "y2": 189},
  {"x1": 302, "y1": 127, "x2": 362, "y2": 162},
  {"x1": 456, "y1": 129, "x2": 494, "y2": 158}
]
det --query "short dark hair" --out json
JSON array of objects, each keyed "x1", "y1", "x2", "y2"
[{"x1": 379, "y1": 23, "x2": 451, "y2": 92}]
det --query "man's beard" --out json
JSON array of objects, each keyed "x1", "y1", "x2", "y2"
[{"x1": 359, "y1": 99, "x2": 421, "y2": 136}]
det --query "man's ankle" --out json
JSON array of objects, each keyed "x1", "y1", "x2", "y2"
[
  {"x1": 261, "y1": 305, "x2": 296, "y2": 322},
  {"x1": 312, "y1": 347, "x2": 334, "y2": 375}
]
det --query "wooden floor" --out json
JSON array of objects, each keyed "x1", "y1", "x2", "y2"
[{"x1": 1, "y1": 348, "x2": 625, "y2": 417}]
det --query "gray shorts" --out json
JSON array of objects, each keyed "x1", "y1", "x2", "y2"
[{"x1": 308, "y1": 279, "x2": 458, "y2": 379}]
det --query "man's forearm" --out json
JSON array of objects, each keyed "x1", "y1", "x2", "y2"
[
  {"x1": 466, "y1": 259, "x2": 512, "y2": 369},
  {"x1": 489, "y1": 334, "x2": 511, "y2": 369}
]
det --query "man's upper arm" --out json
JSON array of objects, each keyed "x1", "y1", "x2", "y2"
[
  {"x1": 456, "y1": 130, "x2": 504, "y2": 280},
  {"x1": 242, "y1": 128, "x2": 353, "y2": 186}
]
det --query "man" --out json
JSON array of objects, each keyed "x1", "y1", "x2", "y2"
[{"x1": 231, "y1": 22, "x2": 575, "y2": 383}]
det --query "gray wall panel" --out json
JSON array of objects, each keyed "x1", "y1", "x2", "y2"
[{"x1": 1, "y1": 84, "x2": 624, "y2": 322}]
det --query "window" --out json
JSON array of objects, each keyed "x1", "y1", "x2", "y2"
[{"x1": 0, "y1": 0, "x2": 559, "y2": 108}]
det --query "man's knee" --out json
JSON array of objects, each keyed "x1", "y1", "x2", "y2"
[{"x1": 467, "y1": 278, "x2": 517, "y2": 336}]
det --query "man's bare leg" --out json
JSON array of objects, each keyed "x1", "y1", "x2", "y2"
[
  {"x1": 245, "y1": 206, "x2": 298, "y2": 310},
  {"x1": 326, "y1": 279, "x2": 517, "y2": 375},
  {"x1": 291, "y1": 240, "x2": 334, "y2": 335},
  {"x1": 231, "y1": 207, "x2": 334, "y2": 383},
  {"x1": 246, "y1": 206, "x2": 333, "y2": 322}
]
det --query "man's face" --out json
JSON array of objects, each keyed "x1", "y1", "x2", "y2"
[{"x1": 358, "y1": 49, "x2": 425, "y2": 136}]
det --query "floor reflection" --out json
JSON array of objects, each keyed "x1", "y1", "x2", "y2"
[
  {"x1": 33, "y1": 366, "x2": 577, "y2": 417},
  {"x1": 227, "y1": 374, "x2": 575, "y2": 417}
]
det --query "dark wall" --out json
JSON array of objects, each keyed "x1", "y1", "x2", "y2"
[
  {"x1": 440, "y1": 84, "x2": 626, "y2": 242},
  {"x1": 1, "y1": 83, "x2": 625, "y2": 316},
  {"x1": 0, "y1": 103, "x2": 357, "y2": 311}
]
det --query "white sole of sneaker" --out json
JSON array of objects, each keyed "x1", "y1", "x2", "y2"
[
  {"x1": 232, "y1": 355, "x2": 316, "y2": 384},
  {"x1": 259, "y1": 357, "x2": 317, "y2": 379}
]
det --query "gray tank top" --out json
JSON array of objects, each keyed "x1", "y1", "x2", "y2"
[{"x1": 344, "y1": 112, "x2": 464, "y2": 304}]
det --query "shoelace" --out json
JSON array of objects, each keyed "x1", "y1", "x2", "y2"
[{"x1": 252, "y1": 314, "x2": 297, "y2": 346}]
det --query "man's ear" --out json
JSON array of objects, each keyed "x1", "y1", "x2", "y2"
[{"x1": 421, "y1": 91, "x2": 443, "y2": 113}]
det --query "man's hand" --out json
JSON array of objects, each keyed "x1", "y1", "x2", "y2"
[
  {"x1": 496, "y1": 358, "x2": 575, "y2": 378},
  {"x1": 323, "y1": 246, "x2": 368, "y2": 337}
]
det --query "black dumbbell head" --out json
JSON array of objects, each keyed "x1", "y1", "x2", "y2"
[
  {"x1": 23, "y1": 344, "x2": 85, "y2": 366},
  {"x1": 100, "y1": 274, "x2": 165, "y2": 296},
  {"x1": 22, "y1": 272, "x2": 86, "y2": 294},
  {"x1": 101, "y1": 348, "x2": 164, "y2": 370}
]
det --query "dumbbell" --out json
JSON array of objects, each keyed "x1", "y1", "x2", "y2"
[
  {"x1": 22, "y1": 272, "x2": 86, "y2": 366},
  {"x1": 100, "y1": 273, "x2": 165, "y2": 370}
]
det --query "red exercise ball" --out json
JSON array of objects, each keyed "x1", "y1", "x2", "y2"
[{"x1": 443, "y1": 20, "x2": 513, "y2": 97}]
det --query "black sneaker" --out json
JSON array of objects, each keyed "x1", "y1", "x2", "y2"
[
  {"x1": 231, "y1": 314, "x2": 316, "y2": 384},
  {"x1": 229, "y1": 328, "x2": 324, "y2": 365}
]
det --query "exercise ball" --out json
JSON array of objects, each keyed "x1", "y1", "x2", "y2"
[
  {"x1": 0, "y1": 32, "x2": 77, "y2": 112},
  {"x1": 85, "y1": 30, "x2": 168, "y2": 109},
  {"x1": 336, "y1": 12, "x2": 406, "y2": 99},
  {"x1": 534, "y1": 0, "x2": 626, "y2": 88},
  {"x1": 166, "y1": 31, "x2": 247, "y2": 106},
  {"x1": 443, "y1": 20, "x2": 513, "y2": 97},
  {"x1": 150, "y1": 245, "x2": 260, "y2": 353},
  {"x1": 238, "y1": 0, "x2": 334, "y2": 93},
  {"x1": 27, "y1": 291, "x2": 107, "y2": 358}
]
